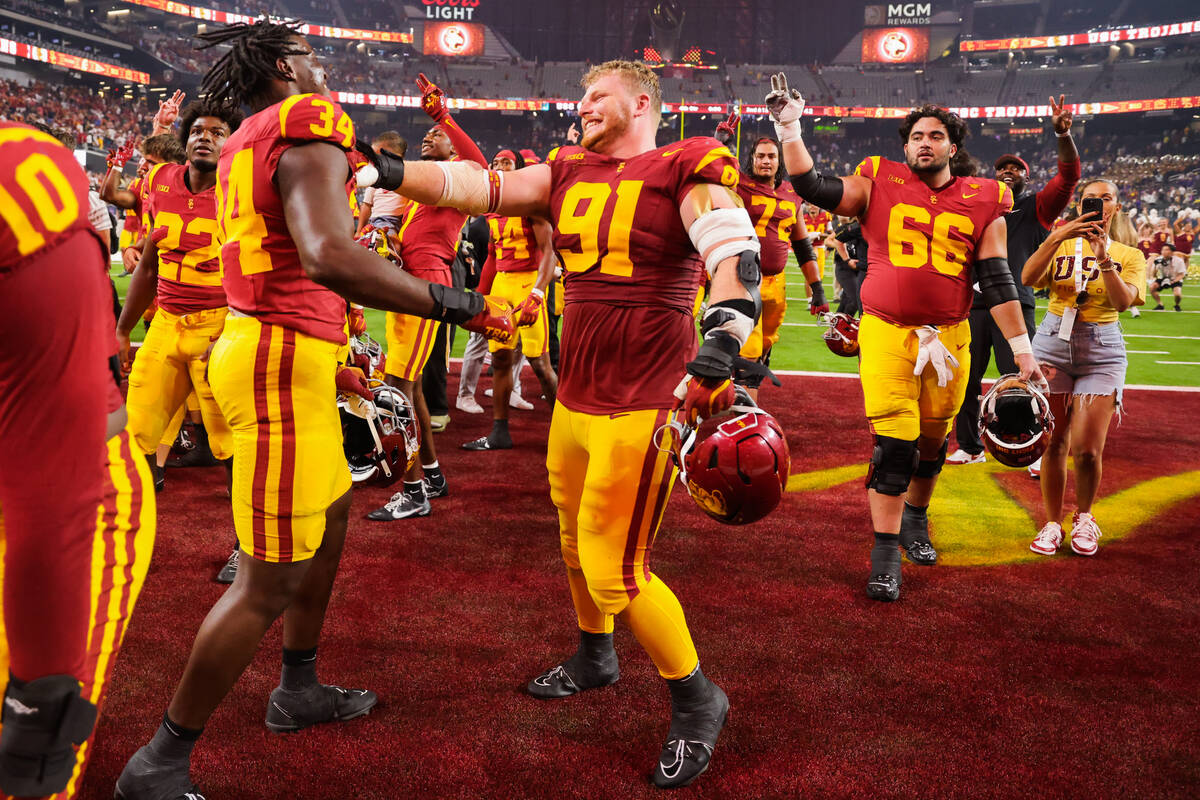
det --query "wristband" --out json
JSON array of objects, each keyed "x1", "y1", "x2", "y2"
[
  {"x1": 773, "y1": 119, "x2": 802, "y2": 144},
  {"x1": 1055, "y1": 131, "x2": 1071, "y2": 138},
  {"x1": 1007, "y1": 334, "x2": 1033, "y2": 357},
  {"x1": 1097, "y1": 258, "x2": 1116, "y2": 273}
]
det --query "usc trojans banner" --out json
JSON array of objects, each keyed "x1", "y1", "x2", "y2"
[
  {"x1": 961, "y1": 19, "x2": 1200, "y2": 52},
  {"x1": 0, "y1": 36, "x2": 149, "y2": 83},
  {"x1": 121, "y1": 0, "x2": 413, "y2": 43}
]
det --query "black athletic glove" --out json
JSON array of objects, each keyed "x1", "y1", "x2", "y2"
[{"x1": 354, "y1": 141, "x2": 406, "y2": 192}]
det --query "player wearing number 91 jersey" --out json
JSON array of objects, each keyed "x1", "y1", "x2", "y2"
[{"x1": 770, "y1": 90, "x2": 1042, "y2": 603}]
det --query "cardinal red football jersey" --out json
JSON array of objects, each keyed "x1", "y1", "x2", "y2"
[
  {"x1": 547, "y1": 136, "x2": 740, "y2": 414},
  {"x1": 393, "y1": 200, "x2": 466, "y2": 280},
  {"x1": 0, "y1": 121, "x2": 106, "y2": 270},
  {"x1": 855, "y1": 155, "x2": 1013, "y2": 327},
  {"x1": 487, "y1": 213, "x2": 541, "y2": 273},
  {"x1": 143, "y1": 163, "x2": 226, "y2": 314},
  {"x1": 216, "y1": 93, "x2": 356, "y2": 344},
  {"x1": 736, "y1": 176, "x2": 806, "y2": 276}
]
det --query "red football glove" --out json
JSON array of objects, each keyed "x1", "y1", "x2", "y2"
[
  {"x1": 336, "y1": 366, "x2": 373, "y2": 401},
  {"x1": 515, "y1": 288, "x2": 545, "y2": 327},
  {"x1": 673, "y1": 375, "x2": 736, "y2": 426},
  {"x1": 462, "y1": 294, "x2": 517, "y2": 344},
  {"x1": 714, "y1": 110, "x2": 740, "y2": 146},
  {"x1": 417, "y1": 73, "x2": 450, "y2": 124},
  {"x1": 347, "y1": 305, "x2": 367, "y2": 337},
  {"x1": 107, "y1": 139, "x2": 136, "y2": 170},
  {"x1": 808, "y1": 281, "x2": 829, "y2": 316}
]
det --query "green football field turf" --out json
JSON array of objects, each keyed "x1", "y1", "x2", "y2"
[{"x1": 111, "y1": 255, "x2": 1200, "y2": 388}]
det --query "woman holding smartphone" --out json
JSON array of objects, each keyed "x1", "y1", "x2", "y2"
[{"x1": 1021, "y1": 179, "x2": 1147, "y2": 557}]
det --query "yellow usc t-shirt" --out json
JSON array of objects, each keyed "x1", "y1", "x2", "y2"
[{"x1": 1035, "y1": 237, "x2": 1147, "y2": 324}]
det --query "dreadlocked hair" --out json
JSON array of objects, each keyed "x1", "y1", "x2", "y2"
[
  {"x1": 176, "y1": 98, "x2": 245, "y2": 149},
  {"x1": 196, "y1": 20, "x2": 308, "y2": 109}
]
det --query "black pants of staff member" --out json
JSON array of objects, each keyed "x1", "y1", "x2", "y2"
[
  {"x1": 422, "y1": 256, "x2": 468, "y2": 418},
  {"x1": 834, "y1": 261, "x2": 863, "y2": 317},
  {"x1": 547, "y1": 280, "x2": 561, "y2": 372},
  {"x1": 954, "y1": 304, "x2": 1038, "y2": 455}
]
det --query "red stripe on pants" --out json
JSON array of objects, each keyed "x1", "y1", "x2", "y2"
[
  {"x1": 251, "y1": 325, "x2": 273, "y2": 560},
  {"x1": 274, "y1": 329, "x2": 297, "y2": 562}
]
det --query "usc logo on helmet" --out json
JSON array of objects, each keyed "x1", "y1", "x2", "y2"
[{"x1": 686, "y1": 481, "x2": 728, "y2": 519}]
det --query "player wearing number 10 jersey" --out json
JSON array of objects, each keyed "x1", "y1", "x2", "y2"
[
  {"x1": 769, "y1": 80, "x2": 1045, "y2": 602},
  {"x1": 365, "y1": 59, "x2": 765, "y2": 789},
  {"x1": 115, "y1": 22, "x2": 515, "y2": 800}
]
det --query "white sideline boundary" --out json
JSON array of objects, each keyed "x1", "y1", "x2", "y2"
[{"x1": 765, "y1": 369, "x2": 1200, "y2": 393}]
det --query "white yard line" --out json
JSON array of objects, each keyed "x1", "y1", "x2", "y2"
[
  {"x1": 766, "y1": 369, "x2": 1200, "y2": 392},
  {"x1": 1127, "y1": 350, "x2": 1170, "y2": 354}
]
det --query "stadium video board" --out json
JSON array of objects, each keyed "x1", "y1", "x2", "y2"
[
  {"x1": 423, "y1": 21, "x2": 485, "y2": 56},
  {"x1": 862, "y1": 27, "x2": 929, "y2": 63}
]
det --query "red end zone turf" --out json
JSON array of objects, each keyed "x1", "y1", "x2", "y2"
[{"x1": 79, "y1": 373, "x2": 1200, "y2": 799}]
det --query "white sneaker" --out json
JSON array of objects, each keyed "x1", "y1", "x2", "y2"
[
  {"x1": 509, "y1": 394, "x2": 534, "y2": 411},
  {"x1": 945, "y1": 448, "x2": 986, "y2": 465},
  {"x1": 1028, "y1": 457, "x2": 1042, "y2": 479},
  {"x1": 1130, "y1": 307, "x2": 1141, "y2": 318},
  {"x1": 1029, "y1": 521, "x2": 1063, "y2": 555},
  {"x1": 456, "y1": 395, "x2": 485, "y2": 414},
  {"x1": 1069, "y1": 512, "x2": 1102, "y2": 556}
]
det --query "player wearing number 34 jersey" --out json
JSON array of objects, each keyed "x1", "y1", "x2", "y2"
[
  {"x1": 362, "y1": 59, "x2": 768, "y2": 789},
  {"x1": 770, "y1": 81, "x2": 1043, "y2": 603}
]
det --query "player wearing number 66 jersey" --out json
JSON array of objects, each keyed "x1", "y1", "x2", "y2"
[
  {"x1": 116, "y1": 99, "x2": 243, "y2": 487},
  {"x1": 767, "y1": 77, "x2": 1045, "y2": 603},
  {"x1": 115, "y1": 21, "x2": 516, "y2": 800},
  {"x1": 356, "y1": 59, "x2": 764, "y2": 789}
]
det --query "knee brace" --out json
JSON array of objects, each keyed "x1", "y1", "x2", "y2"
[
  {"x1": 0, "y1": 673, "x2": 98, "y2": 797},
  {"x1": 865, "y1": 435, "x2": 920, "y2": 496},
  {"x1": 914, "y1": 437, "x2": 950, "y2": 478}
]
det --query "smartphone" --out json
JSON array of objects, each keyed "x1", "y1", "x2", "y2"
[{"x1": 1080, "y1": 197, "x2": 1104, "y2": 219}]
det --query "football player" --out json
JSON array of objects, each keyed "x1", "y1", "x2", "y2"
[
  {"x1": 114, "y1": 22, "x2": 514, "y2": 800},
  {"x1": 715, "y1": 115, "x2": 824, "y2": 400},
  {"x1": 365, "y1": 74, "x2": 489, "y2": 521},
  {"x1": 115, "y1": 99, "x2": 242, "y2": 497},
  {"x1": 766, "y1": 75, "x2": 1045, "y2": 601},
  {"x1": 462, "y1": 148, "x2": 559, "y2": 451},
  {"x1": 0, "y1": 121, "x2": 155, "y2": 799},
  {"x1": 358, "y1": 58, "x2": 761, "y2": 789}
]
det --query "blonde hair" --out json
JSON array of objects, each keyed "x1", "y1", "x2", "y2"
[
  {"x1": 581, "y1": 60, "x2": 662, "y2": 125},
  {"x1": 1110, "y1": 210, "x2": 1137, "y2": 247}
]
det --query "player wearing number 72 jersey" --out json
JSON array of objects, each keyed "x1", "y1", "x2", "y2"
[
  {"x1": 356, "y1": 59, "x2": 764, "y2": 788},
  {"x1": 768, "y1": 77, "x2": 1045, "y2": 603}
]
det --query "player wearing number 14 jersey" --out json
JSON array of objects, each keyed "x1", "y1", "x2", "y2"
[
  {"x1": 769, "y1": 80, "x2": 1045, "y2": 602},
  {"x1": 362, "y1": 59, "x2": 766, "y2": 788}
]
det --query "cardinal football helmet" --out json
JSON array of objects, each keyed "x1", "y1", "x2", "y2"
[
  {"x1": 349, "y1": 334, "x2": 386, "y2": 380},
  {"x1": 822, "y1": 312, "x2": 860, "y2": 357},
  {"x1": 978, "y1": 374, "x2": 1054, "y2": 468},
  {"x1": 658, "y1": 392, "x2": 790, "y2": 525},
  {"x1": 339, "y1": 381, "x2": 419, "y2": 486},
  {"x1": 355, "y1": 225, "x2": 403, "y2": 268}
]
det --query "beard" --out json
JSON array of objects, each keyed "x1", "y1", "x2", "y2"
[
  {"x1": 190, "y1": 155, "x2": 218, "y2": 173},
  {"x1": 906, "y1": 150, "x2": 950, "y2": 175},
  {"x1": 581, "y1": 105, "x2": 631, "y2": 152}
]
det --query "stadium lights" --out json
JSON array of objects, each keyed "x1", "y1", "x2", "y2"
[{"x1": 108, "y1": 9, "x2": 129, "y2": 16}]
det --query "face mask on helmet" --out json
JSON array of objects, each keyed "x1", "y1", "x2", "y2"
[
  {"x1": 355, "y1": 226, "x2": 404, "y2": 268},
  {"x1": 656, "y1": 391, "x2": 790, "y2": 525},
  {"x1": 822, "y1": 312, "x2": 860, "y2": 357},
  {"x1": 340, "y1": 382, "x2": 420, "y2": 486},
  {"x1": 978, "y1": 375, "x2": 1054, "y2": 468},
  {"x1": 350, "y1": 334, "x2": 386, "y2": 378}
]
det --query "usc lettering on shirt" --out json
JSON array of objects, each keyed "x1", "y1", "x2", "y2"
[
  {"x1": 216, "y1": 93, "x2": 357, "y2": 344},
  {"x1": 1038, "y1": 237, "x2": 1147, "y2": 324},
  {"x1": 736, "y1": 177, "x2": 804, "y2": 276},
  {"x1": 546, "y1": 136, "x2": 739, "y2": 414},
  {"x1": 487, "y1": 213, "x2": 541, "y2": 273},
  {"x1": 854, "y1": 155, "x2": 1013, "y2": 327},
  {"x1": 0, "y1": 121, "x2": 106, "y2": 269},
  {"x1": 145, "y1": 162, "x2": 226, "y2": 314}
]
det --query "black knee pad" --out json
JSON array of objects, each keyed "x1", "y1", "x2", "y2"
[
  {"x1": 865, "y1": 436, "x2": 920, "y2": 496},
  {"x1": 914, "y1": 437, "x2": 950, "y2": 478},
  {"x1": 0, "y1": 673, "x2": 98, "y2": 797}
]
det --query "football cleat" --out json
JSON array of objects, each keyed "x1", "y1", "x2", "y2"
[
  {"x1": 462, "y1": 436, "x2": 512, "y2": 451},
  {"x1": 365, "y1": 492, "x2": 430, "y2": 521},
  {"x1": 866, "y1": 571, "x2": 901, "y2": 602},
  {"x1": 526, "y1": 657, "x2": 620, "y2": 700},
  {"x1": 1029, "y1": 521, "x2": 1063, "y2": 555},
  {"x1": 1028, "y1": 457, "x2": 1042, "y2": 479},
  {"x1": 264, "y1": 683, "x2": 378, "y2": 734},
  {"x1": 651, "y1": 679, "x2": 729, "y2": 789},
  {"x1": 422, "y1": 475, "x2": 449, "y2": 499},
  {"x1": 979, "y1": 375, "x2": 1054, "y2": 468},
  {"x1": 1069, "y1": 512, "x2": 1102, "y2": 556},
  {"x1": 214, "y1": 549, "x2": 239, "y2": 584},
  {"x1": 945, "y1": 448, "x2": 986, "y2": 465},
  {"x1": 114, "y1": 745, "x2": 205, "y2": 800},
  {"x1": 899, "y1": 505, "x2": 937, "y2": 566}
]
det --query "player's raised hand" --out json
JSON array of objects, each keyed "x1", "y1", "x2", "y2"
[
  {"x1": 153, "y1": 90, "x2": 186, "y2": 129},
  {"x1": 417, "y1": 73, "x2": 450, "y2": 124},
  {"x1": 714, "y1": 110, "x2": 740, "y2": 146},
  {"x1": 107, "y1": 138, "x2": 136, "y2": 170},
  {"x1": 566, "y1": 122, "x2": 580, "y2": 144},
  {"x1": 1050, "y1": 94, "x2": 1072, "y2": 135},
  {"x1": 765, "y1": 73, "x2": 804, "y2": 125},
  {"x1": 515, "y1": 288, "x2": 545, "y2": 327}
]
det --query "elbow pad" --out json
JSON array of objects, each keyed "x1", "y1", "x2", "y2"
[
  {"x1": 789, "y1": 168, "x2": 844, "y2": 212},
  {"x1": 976, "y1": 257, "x2": 1019, "y2": 307},
  {"x1": 791, "y1": 237, "x2": 815, "y2": 267}
]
